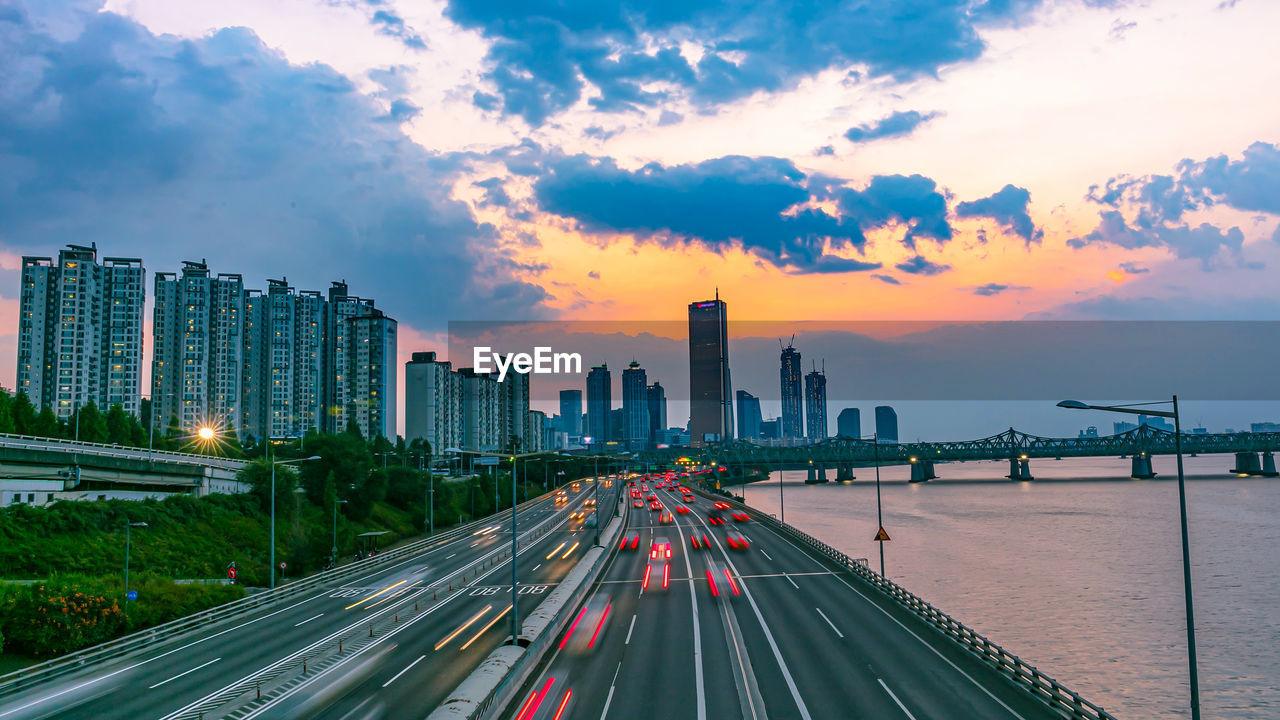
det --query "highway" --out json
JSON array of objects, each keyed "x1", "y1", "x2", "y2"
[
  {"x1": 511, "y1": 480, "x2": 1063, "y2": 720},
  {"x1": 0, "y1": 481, "x2": 609, "y2": 720}
]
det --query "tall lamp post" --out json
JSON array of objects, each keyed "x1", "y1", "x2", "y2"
[
  {"x1": 145, "y1": 393, "x2": 175, "y2": 461},
  {"x1": 865, "y1": 432, "x2": 886, "y2": 577},
  {"x1": 270, "y1": 454, "x2": 322, "y2": 589},
  {"x1": 331, "y1": 498, "x2": 348, "y2": 566},
  {"x1": 124, "y1": 520, "x2": 147, "y2": 615},
  {"x1": 1058, "y1": 397, "x2": 1199, "y2": 720}
]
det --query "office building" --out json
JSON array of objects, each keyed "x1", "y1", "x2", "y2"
[
  {"x1": 622, "y1": 361, "x2": 649, "y2": 450},
  {"x1": 805, "y1": 365, "x2": 827, "y2": 441},
  {"x1": 586, "y1": 364, "x2": 611, "y2": 445},
  {"x1": 559, "y1": 389, "x2": 583, "y2": 438},
  {"x1": 688, "y1": 294, "x2": 733, "y2": 445},
  {"x1": 647, "y1": 382, "x2": 667, "y2": 442},
  {"x1": 344, "y1": 308, "x2": 396, "y2": 443},
  {"x1": 405, "y1": 351, "x2": 462, "y2": 453},
  {"x1": 151, "y1": 261, "x2": 243, "y2": 434},
  {"x1": 736, "y1": 390, "x2": 762, "y2": 439},
  {"x1": 760, "y1": 418, "x2": 780, "y2": 440},
  {"x1": 17, "y1": 244, "x2": 145, "y2": 418},
  {"x1": 836, "y1": 408, "x2": 860, "y2": 439},
  {"x1": 874, "y1": 405, "x2": 898, "y2": 443},
  {"x1": 1252, "y1": 422, "x2": 1280, "y2": 433},
  {"x1": 779, "y1": 340, "x2": 802, "y2": 439}
]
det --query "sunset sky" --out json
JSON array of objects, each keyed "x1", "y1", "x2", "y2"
[{"x1": 2, "y1": 0, "x2": 1278, "y2": 435}]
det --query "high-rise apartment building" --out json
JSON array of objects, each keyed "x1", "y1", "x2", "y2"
[
  {"x1": 405, "y1": 351, "x2": 462, "y2": 453},
  {"x1": 621, "y1": 361, "x2": 649, "y2": 450},
  {"x1": 526, "y1": 410, "x2": 546, "y2": 452},
  {"x1": 151, "y1": 261, "x2": 242, "y2": 434},
  {"x1": 736, "y1": 390, "x2": 762, "y2": 439},
  {"x1": 688, "y1": 294, "x2": 732, "y2": 445},
  {"x1": 779, "y1": 340, "x2": 803, "y2": 439},
  {"x1": 805, "y1": 364, "x2": 827, "y2": 441},
  {"x1": 497, "y1": 357, "x2": 529, "y2": 451},
  {"x1": 586, "y1": 364, "x2": 611, "y2": 445},
  {"x1": 559, "y1": 389, "x2": 583, "y2": 438},
  {"x1": 836, "y1": 408, "x2": 861, "y2": 438},
  {"x1": 647, "y1": 382, "x2": 666, "y2": 442},
  {"x1": 345, "y1": 308, "x2": 397, "y2": 442},
  {"x1": 874, "y1": 405, "x2": 898, "y2": 443},
  {"x1": 17, "y1": 244, "x2": 145, "y2": 418},
  {"x1": 458, "y1": 368, "x2": 501, "y2": 451},
  {"x1": 324, "y1": 282, "x2": 375, "y2": 433}
]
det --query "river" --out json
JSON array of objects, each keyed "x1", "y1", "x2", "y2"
[{"x1": 739, "y1": 453, "x2": 1279, "y2": 719}]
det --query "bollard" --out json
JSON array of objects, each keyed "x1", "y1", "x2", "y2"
[
  {"x1": 303, "y1": 659, "x2": 307, "y2": 674},
  {"x1": 369, "y1": 625, "x2": 373, "y2": 637},
  {"x1": 394, "y1": 614, "x2": 398, "y2": 623},
  {"x1": 256, "y1": 682, "x2": 261, "y2": 700},
  {"x1": 415, "y1": 601, "x2": 419, "y2": 611},
  {"x1": 339, "y1": 639, "x2": 343, "y2": 654}
]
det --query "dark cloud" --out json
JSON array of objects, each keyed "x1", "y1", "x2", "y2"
[
  {"x1": 895, "y1": 255, "x2": 951, "y2": 275},
  {"x1": 1073, "y1": 141, "x2": 1280, "y2": 269},
  {"x1": 443, "y1": 0, "x2": 1032, "y2": 125},
  {"x1": 587, "y1": 270, "x2": 600, "y2": 279},
  {"x1": 473, "y1": 177, "x2": 512, "y2": 207},
  {"x1": 870, "y1": 273, "x2": 902, "y2": 285},
  {"x1": 657, "y1": 110, "x2": 682, "y2": 126},
  {"x1": 0, "y1": 2, "x2": 548, "y2": 326},
  {"x1": 972, "y1": 282, "x2": 1027, "y2": 296},
  {"x1": 813, "y1": 145, "x2": 836, "y2": 157},
  {"x1": 370, "y1": 9, "x2": 427, "y2": 50},
  {"x1": 955, "y1": 184, "x2": 1041, "y2": 244},
  {"x1": 1118, "y1": 261, "x2": 1149, "y2": 274},
  {"x1": 829, "y1": 174, "x2": 953, "y2": 249},
  {"x1": 844, "y1": 110, "x2": 940, "y2": 143}
]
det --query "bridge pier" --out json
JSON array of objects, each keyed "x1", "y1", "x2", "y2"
[
  {"x1": 1230, "y1": 451, "x2": 1277, "y2": 476},
  {"x1": 835, "y1": 464, "x2": 855, "y2": 482},
  {"x1": 1131, "y1": 454, "x2": 1155, "y2": 479},
  {"x1": 1007, "y1": 458, "x2": 1033, "y2": 481},
  {"x1": 805, "y1": 465, "x2": 829, "y2": 484},
  {"x1": 1264, "y1": 452, "x2": 1278, "y2": 477},
  {"x1": 909, "y1": 460, "x2": 936, "y2": 483}
]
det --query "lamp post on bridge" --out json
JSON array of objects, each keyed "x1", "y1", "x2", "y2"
[
  {"x1": 863, "y1": 432, "x2": 887, "y2": 578},
  {"x1": 1058, "y1": 397, "x2": 1199, "y2": 720}
]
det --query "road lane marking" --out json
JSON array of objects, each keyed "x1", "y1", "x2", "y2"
[
  {"x1": 759, "y1": 549, "x2": 773, "y2": 561},
  {"x1": 785, "y1": 574, "x2": 799, "y2": 589},
  {"x1": 293, "y1": 613, "x2": 324, "y2": 627},
  {"x1": 815, "y1": 607, "x2": 843, "y2": 638},
  {"x1": 434, "y1": 605, "x2": 493, "y2": 650},
  {"x1": 345, "y1": 580, "x2": 409, "y2": 610},
  {"x1": 599, "y1": 662, "x2": 622, "y2": 720},
  {"x1": 446, "y1": 553, "x2": 457, "y2": 559},
  {"x1": 382, "y1": 655, "x2": 425, "y2": 687},
  {"x1": 670, "y1": 513, "x2": 707, "y2": 720},
  {"x1": 625, "y1": 614, "x2": 636, "y2": 644},
  {"x1": 532, "y1": 563, "x2": 542, "y2": 572},
  {"x1": 460, "y1": 604, "x2": 512, "y2": 650},
  {"x1": 878, "y1": 678, "x2": 918, "y2": 720},
  {"x1": 148, "y1": 657, "x2": 221, "y2": 689}
]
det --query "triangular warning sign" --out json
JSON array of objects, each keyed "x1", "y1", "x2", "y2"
[{"x1": 873, "y1": 527, "x2": 891, "y2": 542}]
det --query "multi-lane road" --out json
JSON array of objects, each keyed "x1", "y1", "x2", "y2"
[
  {"x1": 0, "y1": 481, "x2": 611, "y2": 720},
  {"x1": 512, "y1": 481, "x2": 1062, "y2": 720}
]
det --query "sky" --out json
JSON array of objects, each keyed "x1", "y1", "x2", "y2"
[{"x1": 1, "y1": 0, "x2": 1278, "y2": 438}]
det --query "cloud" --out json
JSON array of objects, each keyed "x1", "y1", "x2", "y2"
[
  {"x1": 370, "y1": 9, "x2": 427, "y2": 50},
  {"x1": 813, "y1": 145, "x2": 836, "y2": 157},
  {"x1": 1119, "y1": 261, "x2": 1149, "y2": 274},
  {"x1": 587, "y1": 270, "x2": 600, "y2": 279},
  {"x1": 870, "y1": 273, "x2": 902, "y2": 285},
  {"x1": 895, "y1": 255, "x2": 951, "y2": 275},
  {"x1": 828, "y1": 174, "x2": 953, "y2": 249},
  {"x1": 844, "y1": 110, "x2": 940, "y2": 143},
  {"x1": 972, "y1": 282, "x2": 1028, "y2": 296},
  {"x1": 0, "y1": 1, "x2": 548, "y2": 328},
  {"x1": 955, "y1": 184, "x2": 1042, "y2": 244},
  {"x1": 443, "y1": 0, "x2": 1027, "y2": 125}
]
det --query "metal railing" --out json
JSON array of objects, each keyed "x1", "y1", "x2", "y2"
[
  {"x1": 0, "y1": 490, "x2": 555, "y2": 699},
  {"x1": 0, "y1": 433, "x2": 248, "y2": 470},
  {"x1": 705, "y1": 488, "x2": 1117, "y2": 720}
]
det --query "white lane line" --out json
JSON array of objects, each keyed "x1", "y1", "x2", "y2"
[
  {"x1": 148, "y1": 657, "x2": 221, "y2": 689},
  {"x1": 532, "y1": 563, "x2": 542, "y2": 572},
  {"x1": 815, "y1": 607, "x2": 844, "y2": 638},
  {"x1": 672, "y1": 512, "x2": 707, "y2": 720},
  {"x1": 878, "y1": 678, "x2": 918, "y2": 720},
  {"x1": 759, "y1": 549, "x2": 773, "y2": 561},
  {"x1": 381, "y1": 655, "x2": 425, "y2": 687},
  {"x1": 784, "y1": 574, "x2": 799, "y2": 589},
  {"x1": 293, "y1": 613, "x2": 324, "y2": 627},
  {"x1": 446, "y1": 553, "x2": 457, "y2": 559},
  {"x1": 599, "y1": 662, "x2": 622, "y2": 720},
  {"x1": 625, "y1": 614, "x2": 637, "y2": 645}
]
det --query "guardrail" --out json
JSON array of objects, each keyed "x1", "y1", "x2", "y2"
[
  {"x1": 0, "y1": 489, "x2": 558, "y2": 699},
  {"x1": 704, "y1": 488, "x2": 1117, "y2": 720},
  {"x1": 0, "y1": 432, "x2": 248, "y2": 470}
]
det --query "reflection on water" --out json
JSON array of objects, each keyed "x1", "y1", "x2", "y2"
[{"x1": 740, "y1": 453, "x2": 1279, "y2": 719}]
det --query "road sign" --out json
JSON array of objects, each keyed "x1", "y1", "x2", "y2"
[
  {"x1": 873, "y1": 527, "x2": 891, "y2": 542},
  {"x1": 125, "y1": 590, "x2": 138, "y2": 601},
  {"x1": 279, "y1": 562, "x2": 287, "y2": 570},
  {"x1": 477, "y1": 456, "x2": 499, "y2": 466},
  {"x1": 228, "y1": 565, "x2": 238, "y2": 581}
]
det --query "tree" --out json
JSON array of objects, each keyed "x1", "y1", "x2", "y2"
[
  {"x1": 0, "y1": 390, "x2": 14, "y2": 434},
  {"x1": 10, "y1": 393, "x2": 36, "y2": 435},
  {"x1": 105, "y1": 404, "x2": 130, "y2": 445},
  {"x1": 74, "y1": 403, "x2": 109, "y2": 444},
  {"x1": 33, "y1": 406, "x2": 58, "y2": 438}
]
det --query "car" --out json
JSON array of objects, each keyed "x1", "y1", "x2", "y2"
[
  {"x1": 619, "y1": 534, "x2": 640, "y2": 550},
  {"x1": 633, "y1": 500, "x2": 644, "y2": 508},
  {"x1": 649, "y1": 501, "x2": 663, "y2": 511},
  {"x1": 705, "y1": 560, "x2": 741, "y2": 597},
  {"x1": 643, "y1": 537, "x2": 672, "y2": 591},
  {"x1": 732, "y1": 512, "x2": 750, "y2": 522},
  {"x1": 676, "y1": 505, "x2": 690, "y2": 514},
  {"x1": 650, "y1": 538, "x2": 672, "y2": 560},
  {"x1": 585, "y1": 498, "x2": 597, "y2": 507},
  {"x1": 725, "y1": 532, "x2": 751, "y2": 550},
  {"x1": 689, "y1": 532, "x2": 712, "y2": 550},
  {"x1": 713, "y1": 501, "x2": 731, "y2": 510},
  {"x1": 658, "y1": 512, "x2": 674, "y2": 524},
  {"x1": 646, "y1": 494, "x2": 657, "y2": 501}
]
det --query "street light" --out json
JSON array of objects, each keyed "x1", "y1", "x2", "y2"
[
  {"x1": 197, "y1": 426, "x2": 215, "y2": 441},
  {"x1": 124, "y1": 520, "x2": 147, "y2": 615},
  {"x1": 145, "y1": 392, "x2": 175, "y2": 460},
  {"x1": 1058, "y1": 396, "x2": 1199, "y2": 720},
  {"x1": 270, "y1": 454, "x2": 322, "y2": 589},
  {"x1": 865, "y1": 432, "x2": 886, "y2": 578},
  {"x1": 332, "y1": 498, "x2": 348, "y2": 566}
]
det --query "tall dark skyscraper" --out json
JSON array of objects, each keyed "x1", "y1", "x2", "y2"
[
  {"x1": 779, "y1": 340, "x2": 803, "y2": 439},
  {"x1": 805, "y1": 364, "x2": 827, "y2": 440},
  {"x1": 875, "y1": 405, "x2": 899, "y2": 443},
  {"x1": 559, "y1": 389, "x2": 582, "y2": 438},
  {"x1": 586, "y1": 364, "x2": 611, "y2": 445},
  {"x1": 837, "y1": 407, "x2": 861, "y2": 438},
  {"x1": 736, "y1": 390, "x2": 762, "y2": 439},
  {"x1": 621, "y1": 361, "x2": 650, "y2": 450},
  {"x1": 647, "y1": 382, "x2": 667, "y2": 441},
  {"x1": 688, "y1": 293, "x2": 732, "y2": 445}
]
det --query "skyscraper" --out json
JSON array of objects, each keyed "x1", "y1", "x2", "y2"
[
  {"x1": 497, "y1": 356, "x2": 530, "y2": 450},
  {"x1": 874, "y1": 405, "x2": 898, "y2": 443},
  {"x1": 323, "y1": 281, "x2": 375, "y2": 433},
  {"x1": 779, "y1": 340, "x2": 803, "y2": 439},
  {"x1": 151, "y1": 261, "x2": 243, "y2": 434},
  {"x1": 345, "y1": 308, "x2": 397, "y2": 442},
  {"x1": 836, "y1": 408, "x2": 861, "y2": 438},
  {"x1": 458, "y1": 368, "x2": 500, "y2": 451},
  {"x1": 736, "y1": 390, "x2": 762, "y2": 439},
  {"x1": 805, "y1": 364, "x2": 828, "y2": 441},
  {"x1": 688, "y1": 293, "x2": 732, "y2": 445},
  {"x1": 559, "y1": 389, "x2": 583, "y2": 438},
  {"x1": 585, "y1": 364, "x2": 611, "y2": 445},
  {"x1": 405, "y1": 351, "x2": 462, "y2": 453},
  {"x1": 18, "y1": 244, "x2": 145, "y2": 419},
  {"x1": 621, "y1": 361, "x2": 649, "y2": 450},
  {"x1": 647, "y1": 382, "x2": 667, "y2": 441}
]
